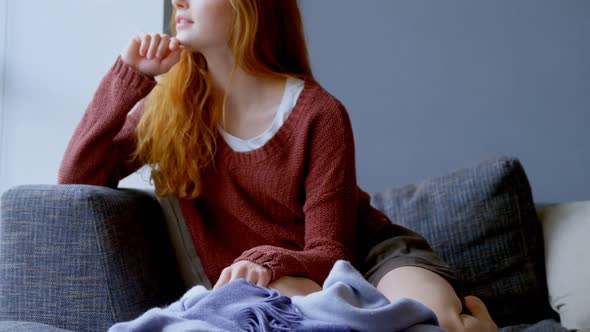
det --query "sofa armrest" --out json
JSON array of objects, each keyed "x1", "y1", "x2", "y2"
[
  {"x1": 0, "y1": 184, "x2": 185, "y2": 332},
  {"x1": 536, "y1": 200, "x2": 590, "y2": 331}
]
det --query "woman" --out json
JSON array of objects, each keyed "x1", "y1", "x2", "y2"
[{"x1": 58, "y1": 0, "x2": 497, "y2": 330}]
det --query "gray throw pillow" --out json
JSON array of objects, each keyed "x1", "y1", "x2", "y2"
[{"x1": 370, "y1": 155, "x2": 557, "y2": 327}]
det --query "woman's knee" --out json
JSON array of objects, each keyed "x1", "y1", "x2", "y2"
[
  {"x1": 268, "y1": 275, "x2": 322, "y2": 297},
  {"x1": 376, "y1": 266, "x2": 463, "y2": 324}
]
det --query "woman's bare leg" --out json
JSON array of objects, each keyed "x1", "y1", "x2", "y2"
[
  {"x1": 376, "y1": 266, "x2": 497, "y2": 331},
  {"x1": 268, "y1": 276, "x2": 322, "y2": 297}
]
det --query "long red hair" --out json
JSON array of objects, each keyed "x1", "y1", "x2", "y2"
[{"x1": 129, "y1": 0, "x2": 315, "y2": 199}]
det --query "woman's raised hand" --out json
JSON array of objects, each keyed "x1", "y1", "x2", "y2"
[{"x1": 121, "y1": 32, "x2": 184, "y2": 78}]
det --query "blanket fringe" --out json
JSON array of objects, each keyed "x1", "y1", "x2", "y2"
[{"x1": 235, "y1": 287, "x2": 303, "y2": 332}]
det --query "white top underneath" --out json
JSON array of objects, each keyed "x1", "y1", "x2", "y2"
[{"x1": 217, "y1": 77, "x2": 305, "y2": 152}]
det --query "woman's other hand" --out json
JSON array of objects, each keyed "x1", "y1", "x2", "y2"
[
  {"x1": 213, "y1": 260, "x2": 272, "y2": 289},
  {"x1": 459, "y1": 295, "x2": 498, "y2": 331},
  {"x1": 121, "y1": 32, "x2": 184, "y2": 78}
]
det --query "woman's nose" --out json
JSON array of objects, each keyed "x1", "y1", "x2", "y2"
[{"x1": 172, "y1": 0, "x2": 187, "y2": 9}]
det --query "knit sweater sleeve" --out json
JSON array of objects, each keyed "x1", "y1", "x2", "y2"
[
  {"x1": 234, "y1": 99, "x2": 359, "y2": 286},
  {"x1": 57, "y1": 56, "x2": 157, "y2": 187}
]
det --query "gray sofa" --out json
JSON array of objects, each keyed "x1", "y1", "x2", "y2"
[{"x1": 0, "y1": 156, "x2": 576, "y2": 331}]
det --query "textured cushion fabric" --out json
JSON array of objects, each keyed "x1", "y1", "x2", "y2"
[
  {"x1": 370, "y1": 155, "x2": 558, "y2": 327},
  {"x1": 537, "y1": 201, "x2": 590, "y2": 331},
  {"x1": 0, "y1": 321, "x2": 74, "y2": 332},
  {"x1": 498, "y1": 318, "x2": 570, "y2": 332},
  {"x1": 0, "y1": 185, "x2": 185, "y2": 332}
]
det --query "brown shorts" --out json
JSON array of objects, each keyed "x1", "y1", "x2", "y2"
[{"x1": 361, "y1": 231, "x2": 469, "y2": 315}]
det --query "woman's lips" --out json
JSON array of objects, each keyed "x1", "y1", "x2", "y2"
[
  {"x1": 176, "y1": 17, "x2": 194, "y2": 29},
  {"x1": 177, "y1": 21, "x2": 193, "y2": 29}
]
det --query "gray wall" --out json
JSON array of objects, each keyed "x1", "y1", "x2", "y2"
[
  {"x1": 299, "y1": 0, "x2": 589, "y2": 203},
  {"x1": 161, "y1": 0, "x2": 589, "y2": 203}
]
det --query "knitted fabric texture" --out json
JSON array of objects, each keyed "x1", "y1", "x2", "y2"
[{"x1": 58, "y1": 56, "x2": 451, "y2": 287}]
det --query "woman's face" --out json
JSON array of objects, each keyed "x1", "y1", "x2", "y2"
[{"x1": 171, "y1": 0, "x2": 234, "y2": 51}]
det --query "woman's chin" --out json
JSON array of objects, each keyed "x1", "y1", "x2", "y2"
[{"x1": 175, "y1": 38, "x2": 199, "y2": 53}]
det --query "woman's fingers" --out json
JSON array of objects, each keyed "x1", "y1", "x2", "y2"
[
  {"x1": 213, "y1": 268, "x2": 231, "y2": 289},
  {"x1": 213, "y1": 261, "x2": 273, "y2": 289},
  {"x1": 135, "y1": 33, "x2": 182, "y2": 61},
  {"x1": 257, "y1": 271, "x2": 271, "y2": 287},
  {"x1": 128, "y1": 35, "x2": 141, "y2": 56},
  {"x1": 137, "y1": 33, "x2": 168, "y2": 59},
  {"x1": 246, "y1": 269, "x2": 259, "y2": 286},
  {"x1": 155, "y1": 35, "x2": 171, "y2": 59},
  {"x1": 139, "y1": 33, "x2": 151, "y2": 57},
  {"x1": 464, "y1": 295, "x2": 494, "y2": 323},
  {"x1": 169, "y1": 37, "x2": 179, "y2": 50},
  {"x1": 229, "y1": 265, "x2": 248, "y2": 282},
  {"x1": 160, "y1": 47, "x2": 182, "y2": 70},
  {"x1": 121, "y1": 32, "x2": 182, "y2": 78},
  {"x1": 460, "y1": 295, "x2": 498, "y2": 331},
  {"x1": 146, "y1": 33, "x2": 162, "y2": 59}
]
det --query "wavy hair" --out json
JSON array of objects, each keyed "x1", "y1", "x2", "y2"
[{"x1": 128, "y1": 0, "x2": 315, "y2": 199}]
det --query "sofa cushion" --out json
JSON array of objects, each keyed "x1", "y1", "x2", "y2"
[
  {"x1": 0, "y1": 185, "x2": 185, "y2": 331},
  {"x1": 370, "y1": 155, "x2": 558, "y2": 327},
  {"x1": 537, "y1": 201, "x2": 590, "y2": 331},
  {"x1": 498, "y1": 318, "x2": 569, "y2": 332},
  {"x1": 0, "y1": 321, "x2": 74, "y2": 332}
]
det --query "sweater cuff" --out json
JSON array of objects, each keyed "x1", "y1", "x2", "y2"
[
  {"x1": 110, "y1": 55, "x2": 157, "y2": 96},
  {"x1": 234, "y1": 249, "x2": 302, "y2": 283}
]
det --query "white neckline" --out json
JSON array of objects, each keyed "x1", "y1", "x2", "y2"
[{"x1": 217, "y1": 77, "x2": 304, "y2": 149}]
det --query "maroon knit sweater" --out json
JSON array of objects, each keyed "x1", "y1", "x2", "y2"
[{"x1": 58, "y1": 56, "x2": 405, "y2": 286}]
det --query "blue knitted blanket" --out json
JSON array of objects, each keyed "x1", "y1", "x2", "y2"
[{"x1": 108, "y1": 260, "x2": 444, "y2": 332}]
